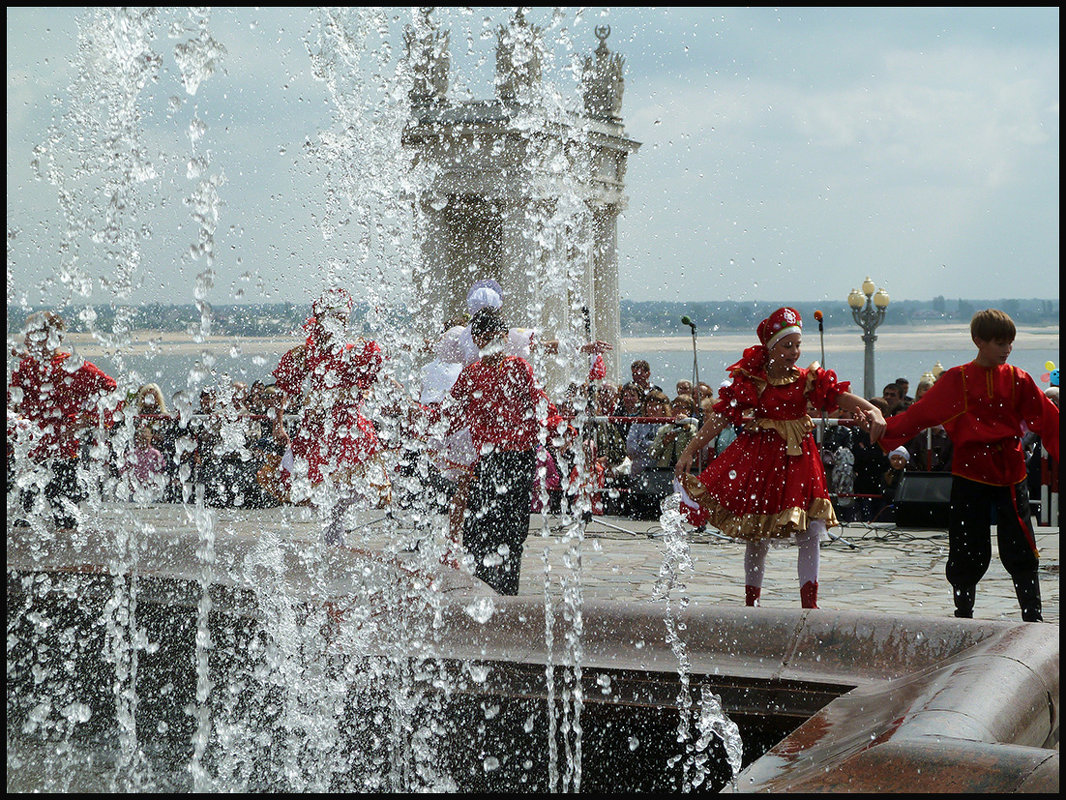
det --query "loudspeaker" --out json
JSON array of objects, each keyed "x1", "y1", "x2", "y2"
[{"x1": 894, "y1": 472, "x2": 953, "y2": 528}]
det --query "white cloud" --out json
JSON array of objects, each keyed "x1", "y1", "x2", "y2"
[{"x1": 6, "y1": 7, "x2": 1059, "y2": 307}]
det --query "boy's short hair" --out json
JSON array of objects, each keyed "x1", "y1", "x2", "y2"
[
  {"x1": 23, "y1": 310, "x2": 65, "y2": 335},
  {"x1": 970, "y1": 309, "x2": 1016, "y2": 344}
]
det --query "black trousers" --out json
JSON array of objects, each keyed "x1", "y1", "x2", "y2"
[
  {"x1": 20, "y1": 458, "x2": 85, "y2": 529},
  {"x1": 463, "y1": 449, "x2": 535, "y2": 596},
  {"x1": 946, "y1": 476, "x2": 1042, "y2": 620}
]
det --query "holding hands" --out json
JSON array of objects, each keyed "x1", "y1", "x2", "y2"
[
  {"x1": 852, "y1": 407, "x2": 887, "y2": 442},
  {"x1": 580, "y1": 340, "x2": 613, "y2": 355}
]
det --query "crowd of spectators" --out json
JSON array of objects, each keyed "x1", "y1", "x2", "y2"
[{"x1": 8, "y1": 308, "x2": 1057, "y2": 529}]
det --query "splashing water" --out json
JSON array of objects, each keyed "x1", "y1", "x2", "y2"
[
  {"x1": 693, "y1": 686, "x2": 744, "y2": 791},
  {"x1": 9, "y1": 7, "x2": 652, "y2": 792},
  {"x1": 655, "y1": 492, "x2": 744, "y2": 790}
]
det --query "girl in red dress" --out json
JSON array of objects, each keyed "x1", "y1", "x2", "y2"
[
  {"x1": 272, "y1": 288, "x2": 388, "y2": 545},
  {"x1": 674, "y1": 307, "x2": 885, "y2": 609}
]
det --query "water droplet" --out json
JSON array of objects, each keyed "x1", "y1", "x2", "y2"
[{"x1": 467, "y1": 663, "x2": 491, "y2": 683}]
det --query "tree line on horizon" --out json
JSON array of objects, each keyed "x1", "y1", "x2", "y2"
[{"x1": 6, "y1": 296, "x2": 1058, "y2": 338}]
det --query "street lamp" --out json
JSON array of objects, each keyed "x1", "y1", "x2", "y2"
[{"x1": 847, "y1": 276, "x2": 890, "y2": 399}]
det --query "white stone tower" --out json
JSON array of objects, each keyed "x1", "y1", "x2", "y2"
[{"x1": 402, "y1": 12, "x2": 639, "y2": 387}]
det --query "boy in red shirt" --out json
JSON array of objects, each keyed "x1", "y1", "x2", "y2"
[
  {"x1": 8, "y1": 311, "x2": 118, "y2": 529},
  {"x1": 875, "y1": 309, "x2": 1059, "y2": 621},
  {"x1": 448, "y1": 308, "x2": 554, "y2": 595}
]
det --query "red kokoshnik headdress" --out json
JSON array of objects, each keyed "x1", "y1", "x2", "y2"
[
  {"x1": 728, "y1": 307, "x2": 803, "y2": 375},
  {"x1": 758, "y1": 307, "x2": 802, "y2": 349}
]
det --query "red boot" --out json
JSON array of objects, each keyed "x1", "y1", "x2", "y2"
[
  {"x1": 800, "y1": 581, "x2": 819, "y2": 609},
  {"x1": 745, "y1": 585, "x2": 761, "y2": 607}
]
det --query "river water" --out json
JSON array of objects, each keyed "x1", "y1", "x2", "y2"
[{"x1": 29, "y1": 336, "x2": 1058, "y2": 404}]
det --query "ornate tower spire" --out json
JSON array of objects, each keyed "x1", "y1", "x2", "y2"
[
  {"x1": 495, "y1": 9, "x2": 542, "y2": 103},
  {"x1": 583, "y1": 25, "x2": 625, "y2": 121},
  {"x1": 404, "y1": 7, "x2": 449, "y2": 105}
]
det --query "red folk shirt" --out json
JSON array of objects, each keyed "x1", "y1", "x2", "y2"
[
  {"x1": 449, "y1": 355, "x2": 551, "y2": 454},
  {"x1": 8, "y1": 352, "x2": 118, "y2": 460},
  {"x1": 272, "y1": 343, "x2": 309, "y2": 398},
  {"x1": 879, "y1": 362, "x2": 1059, "y2": 486},
  {"x1": 273, "y1": 334, "x2": 383, "y2": 401},
  {"x1": 281, "y1": 333, "x2": 384, "y2": 482}
]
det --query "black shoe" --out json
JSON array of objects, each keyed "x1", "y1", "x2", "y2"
[
  {"x1": 1012, "y1": 571, "x2": 1043, "y2": 623},
  {"x1": 952, "y1": 585, "x2": 975, "y2": 619}
]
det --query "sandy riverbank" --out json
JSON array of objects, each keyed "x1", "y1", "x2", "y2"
[
  {"x1": 54, "y1": 331, "x2": 305, "y2": 358},
  {"x1": 47, "y1": 323, "x2": 1058, "y2": 357},
  {"x1": 624, "y1": 324, "x2": 1058, "y2": 353}
]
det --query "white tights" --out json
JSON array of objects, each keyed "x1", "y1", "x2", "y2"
[
  {"x1": 744, "y1": 521, "x2": 824, "y2": 588},
  {"x1": 324, "y1": 491, "x2": 363, "y2": 547}
]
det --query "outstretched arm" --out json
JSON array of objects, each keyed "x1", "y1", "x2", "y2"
[
  {"x1": 674, "y1": 411, "x2": 729, "y2": 479},
  {"x1": 272, "y1": 392, "x2": 290, "y2": 448},
  {"x1": 836, "y1": 392, "x2": 886, "y2": 442}
]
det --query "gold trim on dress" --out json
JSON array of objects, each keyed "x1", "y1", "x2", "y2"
[
  {"x1": 803, "y1": 361, "x2": 822, "y2": 393},
  {"x1": 744, "y1": 416, "x2": 813, "y2": 457},
  {"x1": 680, "y1": 473, "x2": 838, "y2": 541}
]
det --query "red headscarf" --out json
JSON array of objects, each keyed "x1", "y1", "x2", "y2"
[{"x1": 728, "y1": 307, "x2": 803, "y2": 376}]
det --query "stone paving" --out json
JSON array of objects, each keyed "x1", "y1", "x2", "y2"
[
  {"x1": 10, "y1": 502, "x2": 1057, "y2": 625},
  {"x1": 524, "y1": 515, "x2": 1059, "y2": 624}
]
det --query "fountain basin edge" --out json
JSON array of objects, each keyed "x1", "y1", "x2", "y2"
[{"x1": 7, "y1": 521, "x2": 1058, "y2": 793}]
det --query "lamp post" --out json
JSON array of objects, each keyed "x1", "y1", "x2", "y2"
[{"x1": 847, "y1": 276, "x2": 890, "y2": 399}]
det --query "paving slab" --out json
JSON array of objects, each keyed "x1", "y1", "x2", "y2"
[{"x1": 524, "y1": 514, "x2": 1059, "y2": 625}]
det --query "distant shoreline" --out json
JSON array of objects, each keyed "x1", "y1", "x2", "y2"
[
  {"x1": 34, "y1": 322, "x2": 1058, "y2": 357},
  {"x1": 624, "y1": 324, "x2": 1058, "y2": 353}
]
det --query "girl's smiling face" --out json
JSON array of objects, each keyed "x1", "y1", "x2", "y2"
[{"x1": 768, "y1": 333, "x2": 802, "y2": 372}]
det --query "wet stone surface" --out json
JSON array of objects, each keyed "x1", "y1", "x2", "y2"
[{"x1": 528, "y1": 516, "x2": 1059, "y2": 625}]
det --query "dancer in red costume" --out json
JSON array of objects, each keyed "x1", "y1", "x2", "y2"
[
  {"x1": 446, "y1": 307, "x2": 564, "y2": 595},
  {"x1": 875, "y1": 309, "x2": 1058, "y2": 622},
  {"x1": 272, "y1": 288, "x2": 388, "y2": 545},
  {"x1": 8, "y1": 311, "x2": 118, "y2": 529},
  {"x1": 674, "y1": 307, "x2": 885, "y2": 609}
]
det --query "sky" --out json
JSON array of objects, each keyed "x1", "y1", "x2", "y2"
[{"x1": 6, "y1": 7, "x2": 1060, "y2": 312}]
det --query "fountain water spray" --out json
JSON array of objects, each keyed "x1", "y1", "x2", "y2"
[
  {"x1": 655, "y1": 493, "x2": 744, "y2": 790},
  {"x1": 8, "y1": 8, "x2": 743, "y2": 792}
]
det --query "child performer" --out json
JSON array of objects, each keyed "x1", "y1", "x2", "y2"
[
  {"x1": 446, "y1": 307, "x2": 559, "y2": 595},
  {"x1": 873, "y1": 309, "x2": 1058, "y2": 622},
  {"x1": 272, "y1": 288, "x2": 389, "y2": 546},
  {"x1": 9, "y1": 311, "x2": 118, "y2": 530},
  {"x1": 674, "y1": 307, "x2": 886, "y2": 609}
]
